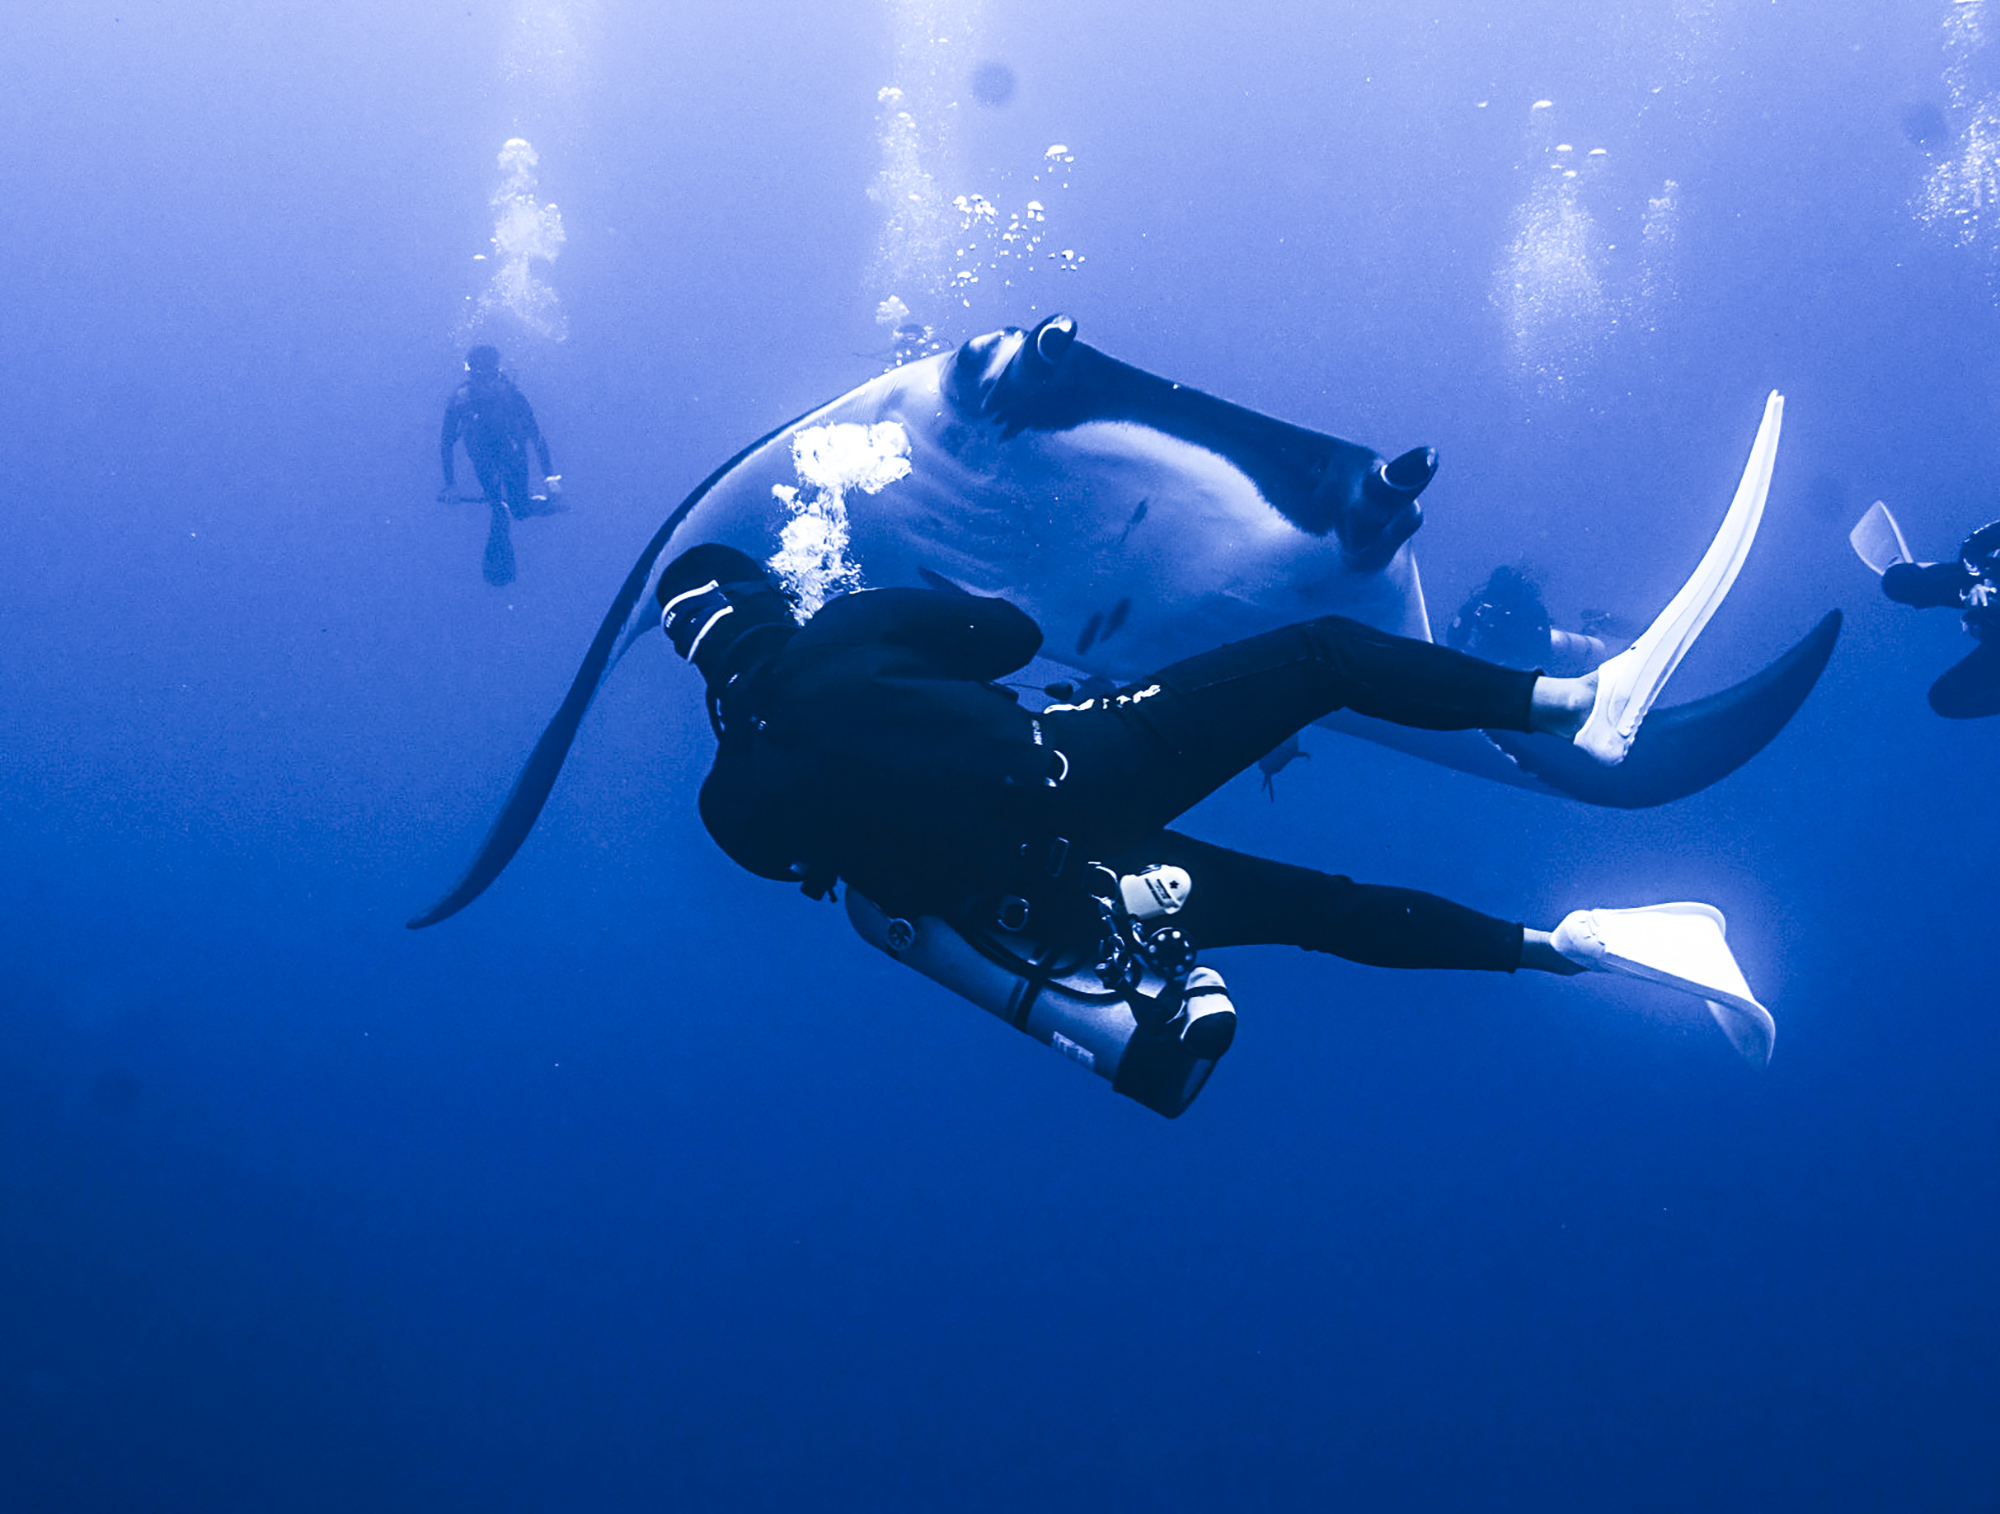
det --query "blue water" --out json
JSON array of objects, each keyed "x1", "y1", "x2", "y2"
[{"x1": 4, "y1": 2, "x2": 1997, "y2": 1508}]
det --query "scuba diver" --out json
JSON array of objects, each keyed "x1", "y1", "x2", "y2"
[
  {"x1": 1444, "y1": 566, "x2": 1629, "y2": 677},
  {"x1": 1850, "y1": 502, "x2": 2000, "y2": 719},
  {"x1": 438, "y1": 345, "x2": 562, "y2": 587},
  {"x1": 649, "y1": 543, "x2": 1774, "y2": 1114}
]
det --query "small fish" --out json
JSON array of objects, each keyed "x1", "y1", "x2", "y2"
[
  {"x1": 1257, "y1": 733, "x2": 1311, "y2": 798},
  {"x1": 1075, "y1": 610, "x2": 1104, "y2": 655},
  {"x1": 1116, "y1": 499, "x2": 1149, "y2": 546}
]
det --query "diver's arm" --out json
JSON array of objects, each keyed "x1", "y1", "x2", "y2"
[
  {"x1": 796, "y1": 588, "x2": 1044, "y2": 680},
  {"x1": 1882, "y1": 560, "x2": 1975, "y2": 609},
  {"x1": 898, "y1": 592, "x2": 1043, "y2": 678},
  {"x1": 698, "y1": 767, "x2": 819, "y2": 885}
]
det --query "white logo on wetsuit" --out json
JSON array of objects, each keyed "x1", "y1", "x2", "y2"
[{"x1": 1042, "y1": 683, "x2": 1162, "y2": 714}]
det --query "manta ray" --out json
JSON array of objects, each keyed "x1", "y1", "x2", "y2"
[{"x1": 410, "y1": 314, "x2": 1838, "y2": 927}]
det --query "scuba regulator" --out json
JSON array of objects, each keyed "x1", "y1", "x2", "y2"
[{"x1": 846, "y1": 856, "x2": 1239, "y2": 1118}]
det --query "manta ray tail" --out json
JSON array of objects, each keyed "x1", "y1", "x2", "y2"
[
  {"x1": 407, "y1": 417, "x2": 805, "y2": 928},
  {"x1": 1484, "y1": 609, "x2": 1841, "y2": 808},
  {"x1": 405, "y1": 513, "x2": 681, "y2": 928}
]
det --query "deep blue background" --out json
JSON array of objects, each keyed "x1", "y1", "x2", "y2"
[{"x1": 3, "y1": 2, "x2": 1997, "y2": 1509}]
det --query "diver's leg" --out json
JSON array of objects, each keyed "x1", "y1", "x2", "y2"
[
  {"x1": 468, "y1": 453, "x2": 504, "y2": 504},
  {"x1": 499, "y1": 450, "x2": 534, "y2": 518},
  {"x1": 468, "y1": 454, "x2": 517, "y2": 584},
  {"x1": 1125, "y1": 832, "x2": 1533, "y2": 972},
  {"x1": 482, "y1": 502, "x2": 516, "y2": 586},
  {"x1": 1120, "y1": 835, "x2": 1769, "y2": 1061},
  {"x1": 1883, "y1": 561, "x2": 1973, "y2": 609},
  {"x1": 1041, "y1": 615, "x2": 1540, "y2": 845},
  {"x1": 483, "y1": 505, "x2": 516, "y2": 585},
  {"x1": 1927, "y1": 641, "x2": 2000, "y2": 719}
]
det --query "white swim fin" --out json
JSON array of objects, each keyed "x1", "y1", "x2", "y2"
[
  {"x1": 1575, "y1": 391, "x2": 1785, "y2": 765},
  {"x1": 1552, "y1": 902, "x2": 1775, "y2": 1068},
  {"x1": 1848, "y1": 500, "x2": 1913, "y2": 577}
]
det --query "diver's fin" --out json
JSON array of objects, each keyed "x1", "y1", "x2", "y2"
[
  {"x1": 1552, "y1": 902, "x2": 1775, "y2": 1068},
  {"x1": 1849, "y1": 500, "x2": 1913, "y2": 577},
  {"x1": 1575, "y1": 391, "x2": 1784, "y2": 765}
]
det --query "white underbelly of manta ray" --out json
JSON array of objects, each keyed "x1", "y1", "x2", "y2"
[
  {"x1": 883, "y1": 419, "x2": 1433, "y2": 675},
  {"x1": 675, "y1": 350, "x2": 1431, "y2": 686}
]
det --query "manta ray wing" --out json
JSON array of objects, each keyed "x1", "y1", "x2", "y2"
[{"x1": 1482, "y1": 610, "x2": 1842, "y2": 807}]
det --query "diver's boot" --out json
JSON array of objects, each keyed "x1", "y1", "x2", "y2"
[
  {"x1": 1574, "y1": 392, "x2": 1784, "y2": 764},
  {"x1": 1552, "y1": 902, "x2": 1774, "y2": 1067}
]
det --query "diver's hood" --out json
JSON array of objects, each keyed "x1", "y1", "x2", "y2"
[{"x1": 656, "y1": 543, "x2": 797, "y2": 690}]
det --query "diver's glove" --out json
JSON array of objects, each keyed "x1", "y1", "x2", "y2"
[{"x1": 1552, "y1": 902, "x2": 1774, "y2": 1068}]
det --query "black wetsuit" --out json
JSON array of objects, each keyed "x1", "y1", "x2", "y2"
[
  {"x1": 696, "y1": 588, "x2": 1538, "y2": 973},
  {"x1": 1882, "y1": 520, "x2": 2000, "y2": 719},
  {"x1": 440, "y1": 372, "x2": 555, "y2": 586},
  {"x1": 441, "y1": 372, "x2": 552, "y2": 513}
]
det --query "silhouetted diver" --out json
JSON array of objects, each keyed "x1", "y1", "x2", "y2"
[
  {"x1": 439, "y1": 345, "x2": 561, "y2": 586},
  {"x1": 1852, "y1": 503, "x2": 2000, "y2": 719}
]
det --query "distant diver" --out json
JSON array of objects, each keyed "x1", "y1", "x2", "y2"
[
  {"x1": 1851, "y1": 501, "x2": 2000, "y2": 719},
  {"x1": 1445, "y1": 566, "x2": 1625, "y2": 675},
  {"x1": 859, "y1": 319, "x2": 935, "y2": 368},
  {"x1": 438, "y1": 345, "x2": 562, "y2": 587}
]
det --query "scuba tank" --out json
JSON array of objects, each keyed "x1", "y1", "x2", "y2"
[{"x1": 844, "y1": 862, "x2": 1237, "y2": 1119}]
